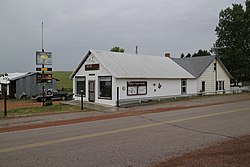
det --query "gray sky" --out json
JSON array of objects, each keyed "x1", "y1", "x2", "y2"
[{"x1": 0, "y1": 0, "x2": 245, "y2": 72}]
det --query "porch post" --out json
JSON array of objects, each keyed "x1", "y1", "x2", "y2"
[{"x1": 116, "y1": 87, "x2": 119, "y2": 107}]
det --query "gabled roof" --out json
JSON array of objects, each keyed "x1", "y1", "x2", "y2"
[
  {"x1": 0, "y1": 72, "x2": 59, "y2": 82},
  {"x1": 0, "y1": 72, "x2": 31, "y2": 82},
  {"x1": 8, "y1": 72, "x2": 36, "y2": 81},
  {"x1": 70, "y1": 49, "x2": 195, "y2": 79},
  {"x1": 172, "y1": 56, "x2": 232, "y2": 78}
]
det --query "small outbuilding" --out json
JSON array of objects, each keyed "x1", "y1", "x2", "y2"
[
  {"x1": 0, "y1": 72, "x2": 58, "y2": 99},
  {"x1": 70, "y1": 50, "x2": 196, "y2": 106}
]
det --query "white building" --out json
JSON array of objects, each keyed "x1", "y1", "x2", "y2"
[
  {"x1": 70, "y1": 50, "x2": 196, "y2": 106},
  {"x1": 172, "y1": 56, "x2": 232, "y2": 94}
]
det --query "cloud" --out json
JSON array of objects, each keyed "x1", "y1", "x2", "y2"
[{"x1": 0, "y1": 0, "x2": 246, "y2": 72}]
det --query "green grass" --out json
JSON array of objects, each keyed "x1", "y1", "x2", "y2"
[
  {"x1": 3, "y1": 104, "x2": 85, "y2": 117},
  {"x1": 52, "y1": 71, "x2": 73, "y2": 91}
]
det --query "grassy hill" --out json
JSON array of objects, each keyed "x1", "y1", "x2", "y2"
[{"x1": 52, "y1": 71, "x2": 73, "y2": 92}]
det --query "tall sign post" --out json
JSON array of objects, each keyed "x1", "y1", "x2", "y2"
[{"x1": 36, "y1": 22, "x2": 53, "y2": 106}]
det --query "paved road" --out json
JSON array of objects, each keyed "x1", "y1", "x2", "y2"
[{"x1": 0, "y1": 100, "x2": 249, "y2": 167}]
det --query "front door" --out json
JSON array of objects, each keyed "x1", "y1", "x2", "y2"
[{"x1": 88, "y1": 81, "x2": 95, "y2": 102}]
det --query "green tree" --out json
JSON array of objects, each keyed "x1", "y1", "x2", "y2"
[
  {"x1": 214, "y1": 0, "x2": 250, "y2": 84},
  {"x1": 180, "y1": 53, "x2": 185, "y2": 58},
  {"x1": 186, "y1": 53, "x2": 191, "y2": 58},
  {"x1": 110, "y1": 46, "x2": 125, "y2": 53},
  {"x1": 192, "y1": 49, "x2": 211, "y2": 57}
]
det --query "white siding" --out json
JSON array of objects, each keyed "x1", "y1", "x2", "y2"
[
  {"x1": 73, "y1": 53, "x2": 116, "y2": 106},
  {"x1": 116, "y1": 78, "x2": 196, "y2": 101},
  {"x1": 197, "y1": 59, "x2": 231, "y2": 93},
  {"x1": 217, "y1": 61, "x2": 231, "y2": 91},
  {"x1": 197, "y1": 61, "x2": 216, "y2": 93},
  {"x1": 72, "y1": 53, "x2": 199, "y2": 106},
  {"x1": 187, "y1": 79, "x2": 197, "y2": 94}
]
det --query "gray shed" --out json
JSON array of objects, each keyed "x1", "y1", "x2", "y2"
[{"x1": 0, "y1": 72, "x2": 58, "y2": 99}]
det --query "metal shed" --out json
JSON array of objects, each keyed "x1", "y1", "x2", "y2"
[{"x1": 0, "y1": 72, "x2": 58, "y2": 99}]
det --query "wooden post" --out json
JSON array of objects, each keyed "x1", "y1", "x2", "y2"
[
  {"x1": 4, "y1": 90, "x2": 7, "y2": 117},
  {"x1": 116, "y1": 87, "x2": 119, "y2": 107},
  {"x1": 81, "y1": 90, "x2": 84, "y2": 110}
]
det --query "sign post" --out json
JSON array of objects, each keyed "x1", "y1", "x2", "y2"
[
  {"x1": 1, "y1": 74, "x2": 10, "y2": 116},
  {"x1": 81, "y1": 90, "x2": 84, "y2": 110},
  {"x1": 4, "y1": 90, "x2": 7, "y2": 117},
  {"x1": 36, "y1": 53, "x2": 53, "y2": 106},
  {"x1": 36, "y1": 22, "x2": 53, "y2": 106}
]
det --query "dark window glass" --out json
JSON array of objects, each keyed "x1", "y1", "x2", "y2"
[
  {"x1": 181, "y1": 79, "x2": 187, "y2": 94},
  {"x1": 75, "y1": 77, "x2": 85, "y2": 96},
  {"x1": 99, "y1": 76, "x2": 112, "y2": 99},
  {"x1": 202, "y1": 81, "x2": 205, "y2": 92},
  {"x1": 216, "y1": 81, "x2": 225, "y2": 91}
]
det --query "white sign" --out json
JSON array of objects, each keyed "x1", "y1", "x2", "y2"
[{"x1": 36, "y1": 51, "x2": 52, "y2": 65}]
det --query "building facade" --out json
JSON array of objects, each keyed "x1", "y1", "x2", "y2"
[
  {"x1": 172, "y1": 56, "x2": 232, "y2": 94},
  {"x1": 70, "y1": 50, "x2": 196, "y2": 106}
]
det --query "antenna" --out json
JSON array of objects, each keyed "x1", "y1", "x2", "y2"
[
  {"x1": 135, "y1": 45, "x2": 138, "y2": 54},
  {"x1": 42, "y1": 22, "x2": 44, "y2": 52}
]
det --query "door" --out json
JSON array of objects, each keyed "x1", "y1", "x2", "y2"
[{"x1": 88, "y1": 81, "x2": 95, "y2": 102}]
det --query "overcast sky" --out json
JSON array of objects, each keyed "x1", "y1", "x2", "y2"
[{"x1": 0, "y1": 0, "x2": 245, "y2": 73}]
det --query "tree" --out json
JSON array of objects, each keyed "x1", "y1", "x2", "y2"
[
  {"x1": 110, "y1": 46, "x2": 125, "y2": 53},
  {"x1": 192, "y1": 49, "x2": 211, "y2": 57},
  {"x1": 214, "y1": 0, "x2": 250, "y2": 84},
  {"x1": 186, "y1": 53, "x2": 192, "y2": 58},
  {"x1": 180, "y1": 53, "x2": 185, "y2": 58}
]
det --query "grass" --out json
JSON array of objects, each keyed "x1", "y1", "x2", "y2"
[
  {"x1": 52, "y1": 71, "x2": 73, "y2": 91},
  {"x1": 2, "y1": 104, "x2": 84, "y2": 117}
]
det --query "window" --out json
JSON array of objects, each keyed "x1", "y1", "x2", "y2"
[
  {"x1": 202, "y1": 81, "x2": 205, "y2": 92},
  {"x1": 99, "y1": 76, "x2": 112, "y2": 99},
  {"x1": 127, "y1": 81, "x2": 147, "y2": 96},
  {"x1": 75, "y1": 77, "x2": 86, "y2": 96},
  {"x1": 181, "y1": 79, "x2": 187, "y2": 94},
  {"x1": 216, "y1": 81, "x2": 224, "y2": 91},
  {"x1": 214, "y1": 63, "x2": 217, "y2": 71}
]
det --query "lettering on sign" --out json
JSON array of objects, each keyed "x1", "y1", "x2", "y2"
[
  {"x1": 85, "y1": 64, "x2": 100, "y2": 71},
  {"x1": 127, "y1": 81, "x2": 147, "y2": 96},
  {"x1": 37, "y1": 74, "x2": 53, "y2": 83}
]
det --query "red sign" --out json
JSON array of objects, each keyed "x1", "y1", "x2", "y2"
[{"x1": 85, "y1": 64, "x2": 100, "y2": 71}]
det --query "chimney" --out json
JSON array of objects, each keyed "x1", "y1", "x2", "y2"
[{"x1": 165, "y1": 53, "x2": 171, "y2": 58}]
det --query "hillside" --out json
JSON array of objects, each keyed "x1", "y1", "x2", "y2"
[{"x1": 52, "y1": 71, "x2": 73, "y2": 92}]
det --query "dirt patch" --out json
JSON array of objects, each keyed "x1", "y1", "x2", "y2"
[
  {"x1": 153, "y1": 135, "x2": 250, "y2": 167},
  {"x1": 0, "y1": 100, "x2": 62, "y2": 111}
]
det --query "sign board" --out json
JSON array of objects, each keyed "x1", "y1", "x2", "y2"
[
  {"x1": 85, "y1": 64, "x2": 100, "y2": 71},
  {"x1": 36, "y1": 67, "x2": 52, "y2": 71},
  {"x1": 37, "y1": 74, "x2": 53, "y2": 83},
  {"x1": 36, "y1": 51, "x2": 52, "y2": 65},
  {"x1": 127, "y1": 81, "x2": 147, "y2": 96}
]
